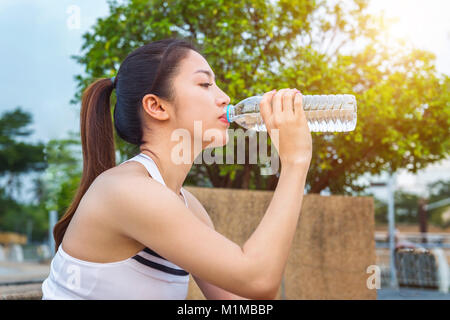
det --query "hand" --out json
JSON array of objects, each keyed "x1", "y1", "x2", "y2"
[{"x1": 259, "y1": 88, "x2": 312, "y2": 167}]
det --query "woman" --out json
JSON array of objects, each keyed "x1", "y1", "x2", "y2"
[{"x1": 41, "y1": 38, "x2": 312, "y2": 300}]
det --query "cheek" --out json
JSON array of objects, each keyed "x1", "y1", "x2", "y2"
[
  {"x1": 178, "y1": 104, "x2": 213, "y2": 130},
  {"x1": 174, "y1": 108, "x2": 207, "y2": 147},
  {"x1": 173, "y1": 96, "x2": 228, "y2": 147}
]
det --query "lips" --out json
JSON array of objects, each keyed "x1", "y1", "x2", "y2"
[{"x1": 219, "y1": 114, "x2": 229, "y2": 124}]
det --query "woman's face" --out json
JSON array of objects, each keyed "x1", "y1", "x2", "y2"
[{"x1": 171, "y1": 50, "x2": 231, "y2": 150}]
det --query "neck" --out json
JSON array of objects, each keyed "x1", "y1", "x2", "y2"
[{"x1": 139, "y1": 138, "x2": 200, "y2": 196}]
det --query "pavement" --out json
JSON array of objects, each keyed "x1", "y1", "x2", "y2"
[
  {"x1": 377, "y1": 288, "x2": 450, "y2": 300},
  {"x1": 0, "y1": 261, "x2": 50, "y2": 300},
  {"x1": 0, "y1": 283, "x2": 43, "y2": 300},
  {"x1": 0, "y1": 261, "x2": 50, "y2": 284}
]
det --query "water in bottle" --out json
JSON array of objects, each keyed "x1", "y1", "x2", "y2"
[{"x1": 224, "y1": 94, "x2": 357, "y2": 132}]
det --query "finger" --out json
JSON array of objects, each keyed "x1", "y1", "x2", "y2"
[
  {"x1": 293, "y1": 90, "x2": 303, "y2": 118},
  {"x1": 259, "y1": 89, "x2": 277, "y2": 122},
  {"x1": 273, "y1": 88, "x2": 289, "y2": 115},
  {"x1": 283, "y1": 89, "x2": 296, "y2": 118}
]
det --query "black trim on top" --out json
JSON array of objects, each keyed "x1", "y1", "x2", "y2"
[
  {"x1": 143, "y1": 247, "x2": 167, "y2": 260},
  {"x1": 132, "y1": 255, "x2": 189, "y2": 276}
]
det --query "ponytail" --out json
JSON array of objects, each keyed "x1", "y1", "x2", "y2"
[{"x1": 53, "y1": 78, "x2": 116, "y2": 252}]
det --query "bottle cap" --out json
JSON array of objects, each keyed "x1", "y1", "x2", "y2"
[{"x1": 226, "y1": 104, "x2": 232, "y2": 123}]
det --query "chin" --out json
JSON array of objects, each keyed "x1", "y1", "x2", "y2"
[{"x1": 202, "y1": 129, "x2": 229, "y2": 149}]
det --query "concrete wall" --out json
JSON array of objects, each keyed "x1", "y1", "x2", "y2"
[{"x1": 184, "y1": 186, "x2": 376, "y2": 300}]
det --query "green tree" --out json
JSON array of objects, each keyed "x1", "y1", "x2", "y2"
[
  {"x1": 0, "y1": 107, "x2": 48, "y2": 239},
  {"x1": 0, "y1": 107, "x2": 47, "y2": 196},
  {"x1": 37, "y1": 132, "x2": 82, "y2": 215},
  {"x1": 70, "y1": 0, "x2": 449, "y2": 194},
  {"x1": 20, "y1": 132, "x2": 83, "y2": 241},
  {"x1": 373, "y1": 196, "x2": 387, "y2": 224},
  {"x1": 371, "y1": 179, "x2": 450, "y2": 227},
  {"x1": 395, "y1": 190, "x2": 420, "y2": 224},
  {"x1": 371, "y1": 191, "x2": 420, "y2": 225},
  {"x1": 0, "y1": 188, "x2": 23, "y2": 231},
  {"x1": 0, "y1": 187, "x2": 49, "y2": 241}
]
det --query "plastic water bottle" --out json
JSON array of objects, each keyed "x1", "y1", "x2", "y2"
[{"x1": 224, "y1": 94, "x2": 357, "y2": 132}]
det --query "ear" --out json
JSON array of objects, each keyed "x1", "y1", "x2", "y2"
[{"x1": 141, "y1": 93, "x2": 170, "y2": 121}]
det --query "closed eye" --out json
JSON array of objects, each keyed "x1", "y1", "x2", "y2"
[{"x1": 200, "y1": 83, "x2": 213, "y2": 88}]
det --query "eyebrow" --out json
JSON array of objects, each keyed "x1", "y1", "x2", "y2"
[{"x1": 193, "y1": 69, "x2": 215, "y2": 80}]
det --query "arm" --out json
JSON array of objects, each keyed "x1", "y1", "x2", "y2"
[
  {"x1": 193, "y1": 275, "x2": 250, "y2": 300},
  {"x1": 182, "y1": 189, "x2": 250, "y2": 300},
  {"x1": 104, "y1": 165, "x2": 308, "y2": 299},
  {"x1": 242, "y1": 164, "x2": 308, "y2": 298}
]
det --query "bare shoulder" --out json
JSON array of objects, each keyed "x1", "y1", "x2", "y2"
[
  {"x1": 101, "y1": 159, "x2": 150, "y2": 181},
  {"x1": 101, "y1": 163, "x2": 183, "y2": 211},
  {"x1": 96, "y1": 160, "x2": 155, "y2": 194},
  {"x1": 97, "y1": 163, "x2": 211, "y2": 229},
  {"x1": 103, "y1": 162, "x2": 214, "y2": 229},
  {"x1": 88, "y1": 161, "x2": 159, "y2": 221},
  {"x1": 98, "y1": 161, "x2": 161, "y2": 202}
]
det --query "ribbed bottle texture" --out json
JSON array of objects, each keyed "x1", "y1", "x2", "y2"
[{"x1": 225, "y1": 94, "x2": 357, "y2": 132}]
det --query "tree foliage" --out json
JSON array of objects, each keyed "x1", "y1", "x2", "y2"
[
  {"x1": 70, "y1": 0, "x2": 449, "y2": 194},
  {"x1": 372, "y1": 179, "x2": 450, "y2": 227},
  {"x1": 0, "y1": 107, "x2": 47, "y2": 239},
  {"x1": 38, "y1": 133, "x2": 83, "y2": 214},
  {"x1": 0, "y1": 107, "x2": 47, "y2": 186}
]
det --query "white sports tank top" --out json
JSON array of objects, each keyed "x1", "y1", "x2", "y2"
[{"x1": 41, "y1": 153, "x2": 190, "y2": 300}]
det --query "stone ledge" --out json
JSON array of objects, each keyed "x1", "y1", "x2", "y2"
[{"x1": 0, "y1": 283, "x2": 43, "y2": 300}]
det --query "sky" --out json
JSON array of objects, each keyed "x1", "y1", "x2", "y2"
[
  {"x1": 369, "y1": 0, "x2": 450, "y2": 74},
  {"x1": 0, "y1": 0, "x2": 449, "y2": 203},
  {"x1": 0, "y1": 0, "x2": 110, "y2": 143}
]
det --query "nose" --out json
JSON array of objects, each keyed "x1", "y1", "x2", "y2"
[{"x1": 216, "y1": 89, "x2": 231, "y2": 109}]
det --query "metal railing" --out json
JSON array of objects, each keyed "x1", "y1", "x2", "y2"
[{"x1": 375, "y1": 244, "x2": 450, "y2": 293}]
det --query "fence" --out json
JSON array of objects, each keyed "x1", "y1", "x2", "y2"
[{"x1": 375, "y1": 232, "x2": 450, "y2": 293}]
